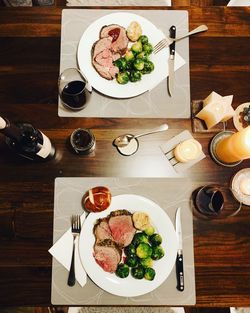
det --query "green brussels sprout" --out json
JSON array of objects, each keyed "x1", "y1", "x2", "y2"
[
  {"x1": 140, "y1": 257, "x2": 153, "y2": 268},
  {"x1": 131, "y1": 265, "x2": 145, "y2": 279},
  {"x1": 114, "y1": 57, "x2": 127, "y2": 71},
  {"x1": 129, "y1": 70, "x2": 142, "y2": 82},
  {"x1": 115, "y1": 263, "x2": 130, "y2": 278},
  {"x1": 126, "y1": 61, "x2": 134, "y2": 71},
  {"x1": 131, "y1": 41, "x2": 143, "y2": 54},
  {"x1": 133, "y1": 58, "x2": 144, "y2": 71},
  {"x1": 143, "y1": 43, "x2": 153, "y2": 55},
  {"x1": 125, "y1": 255, "x2": 139, "y2": 268},
  {"x1": 124, "y1": 243, "x2": 136, "y2": 256},
  {"x1": 136, "y1": 243, "x2": 152, "y2": 259},
  {"x1": 139, "y1": 35, "x2": 149, "y2": 45},
  {"x1": 150, "y1": 233, "x2": 162, "y2": 246},
  {"x1": 151, "y1": 245, "x2": 165, "y2": 260},
  {"x1": 137, "y1": 51, "x2": 149, "y2": 61},
  {"x1": 125, "y1": 50, "x2": 135, "y2": 62},
  {"x1": 144, "y1": 226, "x2": 155, "y2": 236},
  {"x1": 144, "y1": 267, "x2": 156, "y2": 281},
  {"x1": 116, "y1": 72, "x2": 129, "y2": 85},
  {"x1": 141, "y1": 60, "x2": 154, "y2": 74},
  {"x1": 132, "y1": 232, "x2": 149, "y2": 247}
]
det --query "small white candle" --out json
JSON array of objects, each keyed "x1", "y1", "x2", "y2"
[
  {"x1": 0, "y1": 116, "x2": 7, "y2": 130},
  {"x1": 174, "y1": 139, "x2": 202, "y2": 163},
  {"x1": 239, "y1": 178, "x2": 250, "y2": 196}
]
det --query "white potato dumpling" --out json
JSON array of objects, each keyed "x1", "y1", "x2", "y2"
[
  {"x1": 127, "y1": 21, "x2": 142, "y2": 42},
  {"x1": 132, "y1": 211, "x2": 151, "y2": 230}
]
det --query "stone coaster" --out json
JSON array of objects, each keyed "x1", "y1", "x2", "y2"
[
  {"x1": 160, "y1": 130, "x2": 206, "y2": 173},
  {"x1": 191, "y1": 100, "x2": 225, "y2": 133}
]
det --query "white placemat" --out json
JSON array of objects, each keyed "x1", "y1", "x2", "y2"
[
  {"x1": 67, "y1": 0, "x2": 171, "y2": 6},
  {"x1": 228, "y1": 0, "x2": 250, "y2": 5},
  {"x1": 59, "y1": 9, "x2": 190, "y2": 118}
]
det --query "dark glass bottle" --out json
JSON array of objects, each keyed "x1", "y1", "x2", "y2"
[{"x1": 0, "y1": 116, "x2": 55, "y2": 161}]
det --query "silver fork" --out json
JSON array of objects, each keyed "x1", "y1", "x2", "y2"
[
  {"x1": 67, "y1": 215, "x2": 81, "y2": 287},
  {"x1": 153, "y1": 24, "x2": 208, "y2": 54}
]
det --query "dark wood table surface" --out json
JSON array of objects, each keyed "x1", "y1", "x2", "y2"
[{"x1": 0, "y1": 5, "x2": 250, "y2": 308}]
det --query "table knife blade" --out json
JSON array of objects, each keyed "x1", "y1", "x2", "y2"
[
  {"x1": 175, "y1": 207, "x2": 184, "y2": 291},
  {"x1": 168, "y1": 25, "x2": 176, "y2": 97}
]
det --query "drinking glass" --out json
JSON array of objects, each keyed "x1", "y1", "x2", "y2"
[
  {"x1": 58, "y1": 68, "x2": 92, "y2": 110},
  {"x1": 70, "y1": 128, "x2": 96, "y2": 155},
  {"x1": 192, "y1": 184, "x2": 242, "y2": 219}
]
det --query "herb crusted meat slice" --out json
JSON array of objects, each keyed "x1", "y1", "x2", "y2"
[
  {"x1": 108, "y1": 209, "x2": 136, "y2": 247},
  {"x1": 94, "y1": 239, "x2": 122, "y2": 273},
  {"x1": 100, "y1": 24, "x2": 129, "y2": 55},
  {"x1": 94, "y1": 217, "x2": 113, "y2": 242}
]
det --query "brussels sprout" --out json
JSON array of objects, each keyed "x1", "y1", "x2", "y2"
[
  {"x1": 133, "y1": 59, "x2": 144, "y2": 71},
  {"x1": 129, "y1": 70, "x2": 142, "y2": 82},
  {"x1": 125, "y1": 255, "x2": 139, "y2": 268},
  {"x1": 143, "y1": 43, "x2": 153, "y2": 55},
  {"x1": 150, "y1": 233, "x2": 162, "y2": 246},
  {"x1": 116, "y1": 72, "x2": 129, "y2": 85},
  {"x1": 151, "y1": 245, "x2": 165, "y2": 260},
  {"x1": 114, "y1": 57, "x2": 127, "y2": 71},
  {"x1": 141, "y1": 60, "x2": 154, "y2": 74},
  {"x1": 140, "y1": 257, "x2": 153, "y2": 268},
  {"x1": 144, "y1": 225, "x2": 155, "y2": 236},
  {"x1": 131, "y1": 41, "x2": 143, "y2": 54},
  {"x1": 115, "y1": 263, "x2": 130, "y2": 278},
  {"x1": 126, "y1": 61, "x2": 134, "y2": 71},
  {"x1": 136, "y1": 243, "x2": 152, "y2": 259},
  {"x1": 124, "y1": 243, "x2": 136, "y2": 256},
  {"x1": 131, "y1": 265, "x2": 145, "y2": 279},
  {"x1": 137, "y1": 51, "x2": 149, "y2": 61},
  {"x1": 125, "y1": 50, "x2": 135, "y2": 62},
  {"x1": 139, "y1": 35, "x2": 149, "y2": 45},
  {"x1": 144, "y1": 267, "x2": 156, "y2": 281},
  {"x1": 132, "y1": 232, "x2": 149, "y2": 246}
]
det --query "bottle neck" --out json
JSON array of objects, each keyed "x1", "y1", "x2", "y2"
[{"x1": 0, "y1": 116, "x2": 22, "y2": 141}]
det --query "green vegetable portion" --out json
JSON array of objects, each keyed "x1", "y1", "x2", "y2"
[
  {"x1": 115, "y1": 263, "x2": 130, "y2": 278},
  {"x1": 114, "y1": 57, "x2": 127, "y2": 71},
  {"x1": 125, "y1": 255, "x2": 139, "y2": 268},
  {"x1": 124, "y1": 243, "x2": 136, "y2": 256},
  {"x1": 140, "y1": 257, "x2": 153, "y2": 268},
  {"x1": 142, "y1": 43, "x2": 153, "y2": 55},
  {"x1": 133, "y1": 59, "x2": 144, "y2": 71},
  {"x1": 132, "y1": 232, "x2": 149, "y2": 246},
  {"x1": 144, "y1": 226, "x2": 155, "y2": 236},
  {"x1": 139, "y1": 35, "x2": 149, "y2": 45},
  {"x1": 125, "y1": 50, "x2": 135, "y2": 62},
  {"x1": 151, "y1": 245, "x2": 165, "y2": 260},
  {"x1": 131, "y1": 41, "x2": 143, "y2": 54},
  {"x1": 141, "y1": 60, "x2": 154, "y2": 75},
  {"x1": 116, "y1": 72, "x2": 129, "y2": 85},
  {"x1": 130, "y1": 70, "x2": 142, "y2": 82},
  {"x1": 150, "y1": 233, "x2": 162, "y2": 246},
  {"x1": 136, "y1": 243, "x2": 152, "y2": 259},
  {"x1": 131, "y1": 265, "x2": 145, "y2": 279},
  {"x1": 144, "y1": 267, "x2": 156, "y2": 281}
]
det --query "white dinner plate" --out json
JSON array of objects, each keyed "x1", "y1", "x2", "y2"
[
  {"x1": 79, "y1": 194, "x2": 178, "y2": 297},
  {"x1": 77, "y1": 12, "x2": 169, "y2": 98}
]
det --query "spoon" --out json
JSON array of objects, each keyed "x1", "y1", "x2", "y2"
[{"x1": 113, "y1": 124, "x2": 169, "y2": 148}]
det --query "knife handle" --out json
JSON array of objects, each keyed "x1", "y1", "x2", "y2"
[
  {"x1": 176, "y1": 251, "x2": 184, "y2": 291},
  {"x1": 169, "y1": 25, "x2": 176, "y2": 56}
]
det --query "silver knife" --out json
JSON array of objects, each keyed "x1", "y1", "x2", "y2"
[
  {"x1": 167, "y1": 25, "x2": 176, "y2": 97},
  {"x1": 175, "y1": 207, "x2": 184, "y2": 291}
]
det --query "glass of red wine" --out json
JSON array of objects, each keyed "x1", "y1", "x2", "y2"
[
  {"x1": 58, "y1": 68, "x2": 92, "y2": 111},
  {"x1": 192, "y1": 185, "x2": 242, "y2": 219}
]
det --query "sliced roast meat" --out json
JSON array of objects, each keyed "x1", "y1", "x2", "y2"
[
  {"x1": 108, "y1": 210, "x2": 136, "y2": 247},
  {"x1": 94, "y1": 218, "x2": 113, "y2": 242},
  {"x1": 92, "y1": 36, "x2": 119, "y2": 80},
  {"x1": 100, "y1": 24, "x2": 129, "y2": 55},
  {"x1": 94, "y1": 239, "x2": 121, "y2": 273}
]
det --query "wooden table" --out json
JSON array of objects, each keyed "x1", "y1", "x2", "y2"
[{"x1": 0, "y1": 6, "x2": 250, "y2": 308}]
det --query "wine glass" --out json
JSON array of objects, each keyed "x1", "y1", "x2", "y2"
[
  {"x1": 58, "y1": 68, "x2": 92, "y2": 111},
  {"x1": 192, "y1": 184, "x2": 242, "y2": 219}
]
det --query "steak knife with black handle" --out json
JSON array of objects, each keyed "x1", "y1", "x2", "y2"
[{"x1": 167, "y1": 25, "x2": 176, "y2": 97}]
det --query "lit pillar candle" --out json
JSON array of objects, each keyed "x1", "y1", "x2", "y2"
[{"x1": 216, "y1": 126, "x2": 250, "y2": 163}]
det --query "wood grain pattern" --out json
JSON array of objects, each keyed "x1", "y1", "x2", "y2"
[{"x1": 0, "y1": 6, "x2": 250, "y2": 308}]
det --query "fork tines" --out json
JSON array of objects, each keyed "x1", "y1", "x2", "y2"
[
  {"x1": 71, "y1": 214, "x2": 81, "y2": 233},
  {"x1": 153, "y1": 38, "x2": 171, "y2": 54}
]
